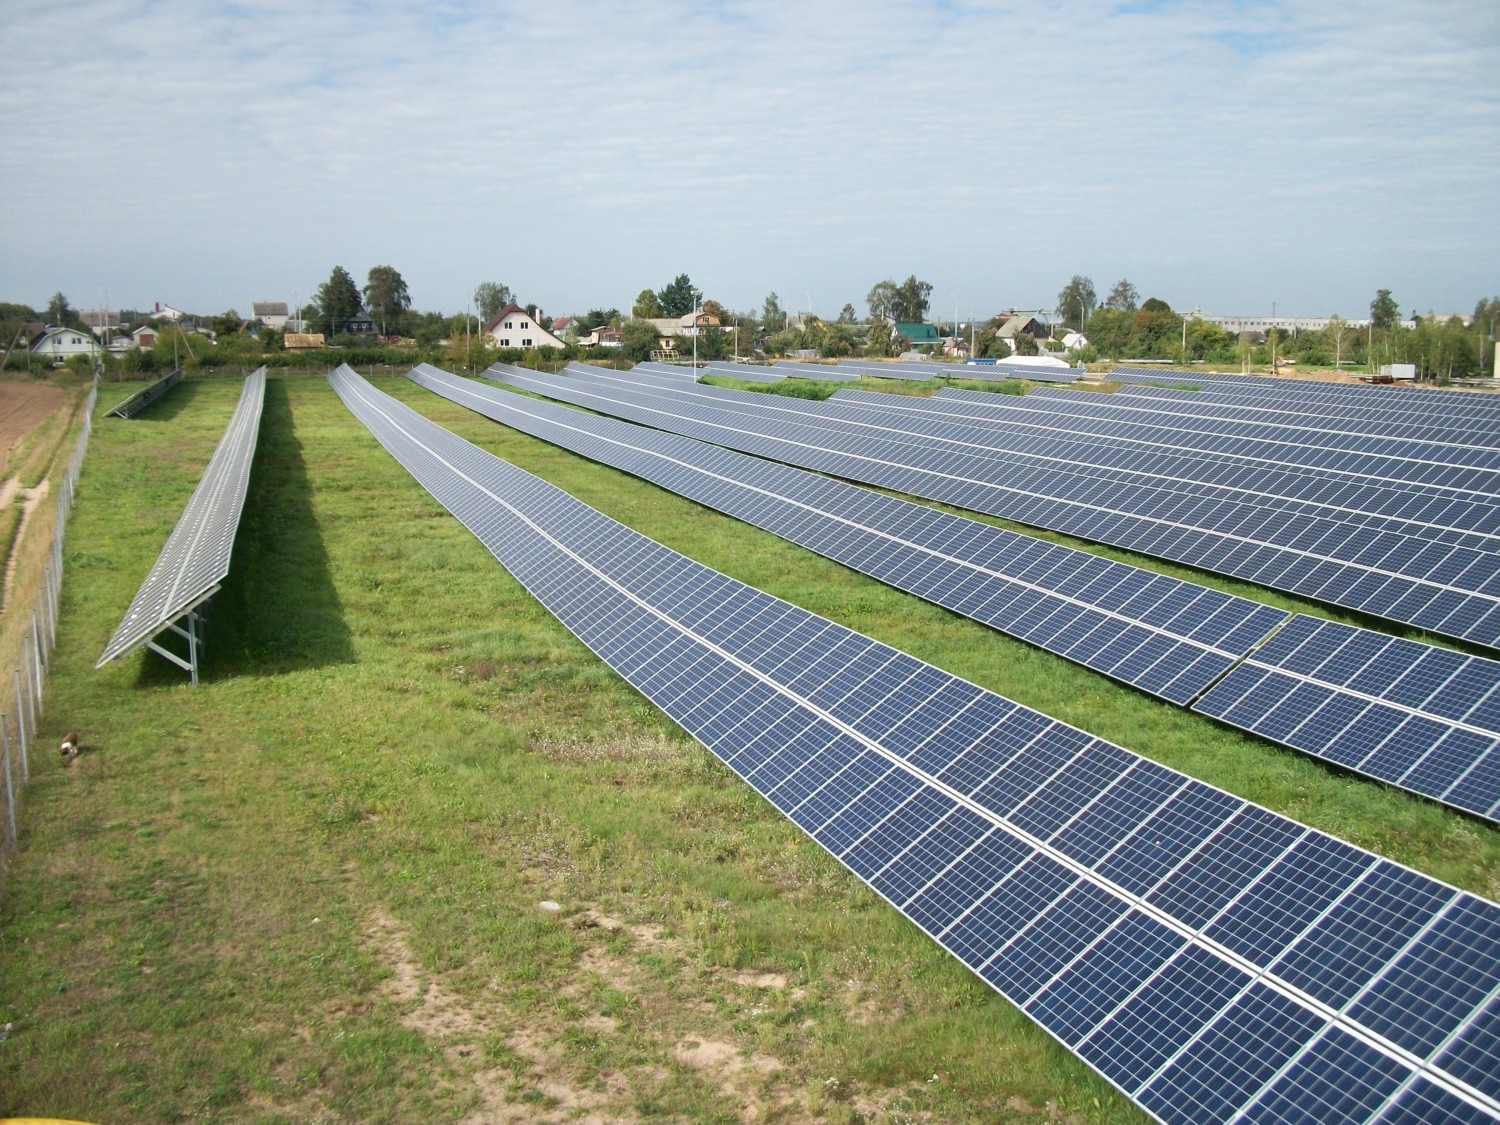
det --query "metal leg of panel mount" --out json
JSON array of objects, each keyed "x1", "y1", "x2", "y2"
[{"x1": 145, "y1": 609, "x2": 204, "y2": 685}]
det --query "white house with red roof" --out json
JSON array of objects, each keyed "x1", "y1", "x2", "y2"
[{"x1": 483, "y1": 304, "x2": 565, "y2": 349}]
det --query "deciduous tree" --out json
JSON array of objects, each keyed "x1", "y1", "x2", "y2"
[
  {"x1": 316, "y1": 266, "x2": 362, "y2": 336},
  {"x1": 892, "y1": 276, "x2": 933, "y2": 322},
  {"x1": 474, "y1": 282, "x2": 513, "y2": 321},
  {"x1": 1105, "y1": 279, "x2": 1139, "y2": 313},
  {"x1": 1370, "y1": 288, "x2": 1400, "y2": 330},
  {"x1": 364, "y1": 265, "x2": 410, "y2": 335},
  {"x1": 838, "y1": 303, "x2": 858, "y2": 323},
  {"x1": 762, "y1": 292, "x2": 786, "y2": 333},
  {"x1": 1057, "y1": 275, "x2": 1096, "y2": 330},
  {"x1": 866, "y1": 280, "x2": 898, "y2": 321},
  {"x1": 632, "y1": 289, "x2": 664, "y2": 318}
]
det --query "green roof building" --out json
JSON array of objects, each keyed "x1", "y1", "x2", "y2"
[{"x1": 892, "y1": 321, "x2": 942, "y2": 345}]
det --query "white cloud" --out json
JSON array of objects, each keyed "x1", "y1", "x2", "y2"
[{"x1": 0, "y1": 0, "x2": 1495, "y2": 318}]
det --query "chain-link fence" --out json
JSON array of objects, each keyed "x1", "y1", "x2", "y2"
[{"x1": 0, "y1": 381, "x2": 95, "y2": 884}]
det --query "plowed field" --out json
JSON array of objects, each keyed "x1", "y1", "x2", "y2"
[{"x1": 0, "y1": 382, "x2": 65, "y2": 476}]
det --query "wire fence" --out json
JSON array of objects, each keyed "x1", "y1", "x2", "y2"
[{"x1": 0, "y1": 381, "x2": 95, "y2": 884}]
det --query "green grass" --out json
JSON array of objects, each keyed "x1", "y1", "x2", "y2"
[{"x1": 0, "y1": 371, "x2": 1496, "y2": 1123}]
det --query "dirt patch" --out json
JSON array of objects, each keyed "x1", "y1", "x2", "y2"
[
  {"x1": 0, "y1": 383, "x2": 66, "y2": 478},
  {"x1": 1, "y1": 478, "x2": 49, "y2": 609},
  {"x1": 366, "y1": 907, "x2": 638, "y2": 1125}
]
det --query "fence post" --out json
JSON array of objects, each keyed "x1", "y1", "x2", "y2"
[
  {"x1": 31, "y1": 615, "x2": 43, "y2": 710},
  {"x1": 14, "y1": 673, "x2": 28, "y2": 785},
  {"x1": 1, "y1": 716, "x2": 13, "y2": 844}
]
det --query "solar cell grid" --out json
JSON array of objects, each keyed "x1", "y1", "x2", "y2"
[
  {"x1": 495, "y1": 365, "x2": 1500, "y2": 648},
  {"x1": 837, "y1": 388, "x2": 1500, "y2": 546},
  {"x1": 411, "y1": 364, "x2": 1285, "y2": 702},
  {"x1": 342, "y1": 367, "x2": 1500, "y2": 1122}
]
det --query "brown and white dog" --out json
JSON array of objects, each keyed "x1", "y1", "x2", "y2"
[{"x1": 58, "y1": 731, "x2": 79, "y2": 761}]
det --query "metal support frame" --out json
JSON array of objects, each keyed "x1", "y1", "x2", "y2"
[{"x1": 145, "y1": 607, "x2": 206, "y2": 685}]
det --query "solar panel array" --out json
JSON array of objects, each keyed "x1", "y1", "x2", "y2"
[
  {"x1": 704, "y1": 360, "x2": 787, "y2": 382},
  {"x1": 411, "y1": 363, "x2": 1288, "y2": 703},
  {"x1": 836, "y1": 388, "x2": 1500, "y2": 549},
  {"x1": 497, "y1": 365, "x2": 1500, "y2": 648},
  {"x1": 474, "y1": 365, "x2": 1500, "y2": 822},
  {"x1": 334, "y1": 365, "x2": 1500, "y2": 1125},
  {"x1": 96, "y1": 367, "x2": 266, "y2": 673},
  {"x1": 1194, "y1": 615, "x2": 1500, "y2": 820},
  {"x1": 105, "y1": 368, "x2": 183, "y2": 419}
]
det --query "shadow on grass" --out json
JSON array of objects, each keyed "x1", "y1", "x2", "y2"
[
  {"x1": 133, "y1": 378, "x2": 354, "y2": 685},
  {"x1": 98, "y1": 373, "x2": 206, "y2": 424}
]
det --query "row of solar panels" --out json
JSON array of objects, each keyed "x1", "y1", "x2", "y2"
[
  {"x1": 95, "y1": 368, "x2": 266, "y2": 676},
  {"x1": 468, "y1": 362, "x2": 1500, "y2": 823},
  {"x1": 695, "y1": 358, "x2": 1085, "y2": 385},
  {"x1": 104, "y1": 368, "x2": 183, "y2": 419},
  {"x1": 522, "y1": 363, "x2": 1500, "y2": 651},
  {"x1": 333, "y1": 365, "x2": 1500, "y2": 1125}
]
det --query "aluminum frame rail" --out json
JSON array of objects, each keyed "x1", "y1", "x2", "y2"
[
  {"x1": 522, "y1": 366, "x2": 1500, "y2": 649},
  {"x1": 332, "y1": 366, "x2": 1500, "y2": 1125},
  {"x1": 96, "y1": 367, "x2": 266, "y2": 683},
  {"x1": 412, "y1": 363, "x2": 1288, "y2": 704},
  {"x1": 474, "y1": 366, "x2": 1500, "y2": 823},
  {"x1": 104, "y1": 368, "x2": 183, "y2": 419}
]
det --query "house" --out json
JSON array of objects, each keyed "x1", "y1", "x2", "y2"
[
  {"x1": 581, "y1": 325, "x2": 621, "y2": 348},
  {"x1": 132, "y1": 324, "x2": 159, "y2": 349},
  {"x1": 284, "y1": 333, "x2": 326, "y2": 350},
  {"x1": 151, "y1": 302, "x2": 188, "y2": 321},
  {"x1": 252, "y1": 301, "x2": 290, "y2": 329},
  {"x1": 646, "y1": 311, "x2": 720, "y2": 352},
  {"x1": 892, "y1": 321, "x2": 942, "y2": 347},
  {"x1": 343, "y1": 309, "x2": 379, "y2": 336},
  {"x1": 549, "y1": 315, "x2": 575, "y2": 339},
  {"x1": 32, "y1": 327, "x2": 101, "y2": 363},
  {"x1": 80, "y1": 309, "x2": 122, "y2": 337},
  {"x1": 484, "y1": 303, "x2": 566, "y2": 349},
  {"x1": 995, "y1": 315, "x2": 1048, "y2": 342},
  {"x1": 1061, "y1": 331, "x2": 1089, "y2": 352}
]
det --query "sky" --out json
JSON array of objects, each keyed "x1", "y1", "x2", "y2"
[{"x1": 2, "y1": 0, "x2": 1496, "y2": 323}]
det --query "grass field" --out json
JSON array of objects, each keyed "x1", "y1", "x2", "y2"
[{"x1": 1, "y1": 371, "x2": 1497, "y2": 1124}]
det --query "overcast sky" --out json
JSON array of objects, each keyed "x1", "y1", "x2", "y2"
[{"x1": 2, "y1": 0, "x2": 1496, "y2": 323}]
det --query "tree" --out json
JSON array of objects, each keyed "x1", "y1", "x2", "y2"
[
  {"x1": 1057, "y1": 275, "x2": 1096, "y2": 331},
  {"x1": 1326, "y1": 315, "x2": 1352, "y2": 369},
  {"x1": 46, "y1": 292, "x2": 73, "y2": 326},
  {"x1": 580, "y1": 308, "x2": 620, "y2": 332},
  {"x1": 1012, "y1": 332, "x2": 1039, "y2": 356},
  {"x1": 866, "y1": 280, "x2": 898, "y2": 321},
  {"x1": 892, "y1": 275, "x2": 933, "y2": 322},
  {"x1": 632, "y1": 289, "x2": 664, "y2": 318},
  {"x1": 364, "y1": 265, "x2": 410, "y2": 336},
  {"x1": 474, "y1": 282, "x2": 513, "y2": 321},
  {"x1": 1370, "y1": 288, "x2": 1400, "y2": 330},
  {"x1": 316, "y1": 266, "x2": 362, "y2": 336},
  {"x1": 838, "y1": 303, "x2": 858, "y2": 323},
  {"x1": 620, "y1": 319, "x2": 660, "y2": 362},
  {"x1": 762, "y1": 292, "x2": 786, "y2": 333},
  {"x1": 656, "y1": 274, "x2": 696, "y2": 318},
  {"x1": 1105, "y1": 279, "x2": 1139, "y2": 313}
]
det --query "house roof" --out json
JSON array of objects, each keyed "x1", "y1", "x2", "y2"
[
  {"x1": 893, "y1": 321, "x2": 941, "y2": 343},
  {"x1": 252, "y1": 301, "x2": 289, "y2": 317},
  {"x1": 482, "y1": 303, "x2": 528, "y2": 334},
  {"x1": 996, "y1": 315, "x2": 1044, "y2": 339}
]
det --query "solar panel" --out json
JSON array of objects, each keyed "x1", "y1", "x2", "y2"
[
  {"x1": 105, "y1": 368, "x2": 183, "y2": 419},
  {"x1": 839, "y1": 389, "x2": 1500, "y2": 548},
  {"x1": 1195, "y1": 615, "x2": 1500, "y2": 821},
  {"x1": 331, "y1": 365, "x2": 1500, "y2": 1125},
  {"x1": 472, "y1": 365, "x2": 1500, "y2": 819},
  {"x1": 411, "y1": 363, "x2": 1289, "y2": 703},
  {"x1": 495, "y1": 366, "x2": 1500, "y2": 649},
  {"x1": 1021, "y1": 383, "x2": 1500, "y2": 456},
  {"x1": 96, "y1": 367, "x2": 266, "y2": 681}
]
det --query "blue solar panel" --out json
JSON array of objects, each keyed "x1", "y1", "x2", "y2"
[
  {"x1": 334, "y1": 365, "x2": 1500, "y2": 1125},
  {"x1": 490, "y1": 365, "x2": 1500, "y2": 649},
  {"x1": 411, "y1": 364, "x2": 1287, "y2": 703},
  {"x1": 1195, "y1": 615, "x2": 1500, "y2": 822}
]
